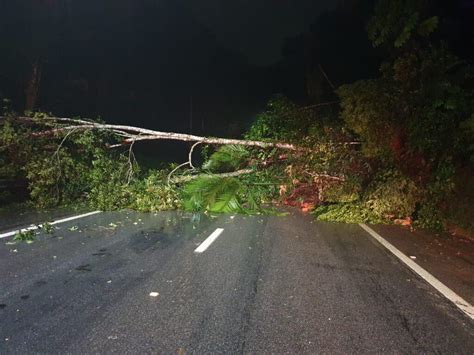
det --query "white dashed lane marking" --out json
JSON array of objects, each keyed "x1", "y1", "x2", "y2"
[{"x1": 194, "y1": 228, "x2": 224, "y2": 254}]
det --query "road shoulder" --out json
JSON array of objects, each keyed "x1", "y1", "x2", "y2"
[{"x1": 369, "y1": 224, "x2": 474, "y2": 305}]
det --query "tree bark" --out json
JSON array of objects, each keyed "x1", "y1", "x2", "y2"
[
  {"x1": 15, "y1": 116, "x2": 302, "y2": 151},
  {"x1": 5, "y1": 115, "x2": 361, "y2": 152},
  {"x1": 25, "y1": 59, "x2": 42, "y2": 111}
]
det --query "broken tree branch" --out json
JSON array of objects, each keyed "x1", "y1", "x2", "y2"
[
  {"x1": 2, "y1": 114, "x2": 355, "y2": 188},
  {"x1": 167, "y1": 162, "x2": 194, "y2": 185},
  {"x1": 304, "y1": 170, "x2": 346, "y2": 182},
  {"x1": 188, "y1": 141, "x2": 202, "y2": 169},
  {"x1": 8, "y1": 115, "x2": 301, "y2": 151},
  {"x1": 298, "y1": 101, "x2": 340, "y2": 111},
  {"x1": 167, "y1": 141, "x2": 202, "y2": 184},
  {"x1": 3, "y1": 115, "x2": 361, "y2": 156},
  {"x1": 126, "y1": 137, "x2": 138, "y2": 185}
]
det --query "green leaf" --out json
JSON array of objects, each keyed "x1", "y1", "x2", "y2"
[
  {"x1": 202, "y1": 145, "x2": 249, "y2": 173},
  {"x1": 183, "y1": 176, "x2": 244, "y2": 213},
  {"x1": 417, "y1": 16, "x2": 439, "y2": 37},
  {"x1": 394, "y1": 12, "x2": 419, "y2": 48}
]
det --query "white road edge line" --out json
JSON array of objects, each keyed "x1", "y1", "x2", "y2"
[
  {"x1": 0, "y1": 211, "x2": 102, "y2": 240},
  {"x1": 194, "y1": 228, "x2": 224, "y2": 254},
  {"x1": 359, "y1": 223, "x2": 474, "y2": 320}
]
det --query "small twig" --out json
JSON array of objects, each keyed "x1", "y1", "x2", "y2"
[
  {"x1": 126, "y1": 138, "x2": 138, "y2": 185},
  {"x1": 188, "y1": 141, "x2": 202, "y2": 169},
  {"x1": 319, "y1": 64, "x2": 336, "y2": 91},
  {"x1": 52, "y1": 127, "x2": 79, "y2": 160},
  {"x1": 298, "y1": 101, "x2": 339, "y2": 111},
  {"x1": 167, "y1": 162, "x2": 192, "y2": 185},
  {"x1": 51, "y1": 127, "x2": 80, "y2": 202},
  {"x1": 304, "y1": 170, "x2": 346, "y2": 181}
]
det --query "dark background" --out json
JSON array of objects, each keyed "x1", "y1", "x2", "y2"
[{"x1": 0, "y1": 0, "x2": 472, "y2": 161}]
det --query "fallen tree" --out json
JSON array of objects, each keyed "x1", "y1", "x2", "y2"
[
  {"x1": 8, "y1": 115, "x2": 361, "y2": 149},
  {"x1": 0, "y1": 112, "x2": 361, "y2": 213},
  {"x1": 11, "y1": 115, "x2": 301, "y2": 150},
  {"x1": 1, "y1": 92, "x2": 461, "y2": 230},
  {"x1": 1, "y1": 113, "x2": 358, "y2": 180}
]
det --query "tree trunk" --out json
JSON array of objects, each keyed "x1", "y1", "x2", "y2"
[{"x1": 25, "y1": 59, "x2": 42, "y2": 111}]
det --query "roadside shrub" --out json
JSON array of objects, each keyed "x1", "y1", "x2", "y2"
[
  {"x1": 416, "y1": 202, "x2": 444, "y2": 230},
  {"x1": 245, "y1": 95, "x2": 334, "y2": 144},
  {"x1": 245, "y1": 96, "x2": 300, "y2": 142},
  {"x1": 25, "y1": 153, "x2": 89, "y2": 207},
  {"x1": 414, "y1": 159, "x2": 456, "y2": 229},
  {"x1": 320, "y1": 178, "x2": 362, "y2": 204},
  {"x1": 364, "y1": 169, "x2": 420, "y2": 220},
  {"x1": 338, "y1": 79, "x2": 398, "y2": 159},
  {"x1": 86, "y1": 154, "x2": 133, "y2": 210},
  {"x1": 131, "y1": 170, "x2": 182, "y2": 212}
]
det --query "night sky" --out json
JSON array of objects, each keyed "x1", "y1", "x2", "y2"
[
  {"x1": 184, "y1": 0, "x2": 335, "y2": 65},
  {"x1": 0, "y1": 0, "x2": 338, "y2": 131},
  {"x1": 0, "y1": 0, "x2": 472, "y2": 143}
]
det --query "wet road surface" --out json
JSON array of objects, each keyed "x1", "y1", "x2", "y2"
[{"x1": 0, "y1": 210, "x2": 473, "y2": 353}]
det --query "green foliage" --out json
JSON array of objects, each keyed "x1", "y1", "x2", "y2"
[
  {"x1": 0, "y1": 114, "x2": 182, "y2": 212},
  {"x1": 364, "y1": 170, "x2": 420, "y2": 220},
  {"x1": 202, "y1": 145, "x2": 249, "y2": 173},
  {"x1": 26, "y1": 152, "x2": 88, "y2": 207},
  {"x1": 40, "y1": 222, "x2": 55, "y2": 234},
  {"x1": 245, "y1": 96, "x2": 299, "y2": 142},
  {"x1": 321, "y1": 178, "x2": 362, "y2": 204},
  {"x1": 415, "y1": 159, "x2": 456, "y2": 230},
  {"x1": 13, "y1": 229, "x2": 36, "y2": 243},
  {"x1": 314, "y1": 203, "x2": 383, "y2": 224},
  {"x1": 416, "y1": 203, "x2": 443, "y2": 230},
  {"x1": 338, "y1": 46, "x2": 473, "y2": 164},
  {"x1": 183, "y1": 176, "x2": 244, "y2": 213},
  {"x1": 440, "y1": 170, "x2": 474, "y2": 233},
  {"x1": 1, "y1": 2, "x2": 471, "y2": 235},
  {"x1": 245, "y1": 95, "x2": 337, "y2": 144},
  {"x1": 325, "y1": 1, "x2": 474, "y2": 231},
  {"x1": 131, "y1": 170, "x2": 182, "y2": 212},
  {"x1": 338, "y1": 79, "x2": 397, "y2": 158},
  {"x1": 368, "y1": 0, "x2": 438, "y2": 48},
  {"x1": 0, "y1": 118, "x2": 33, "y2": 180},
  {"x1": 86, "y1": 154, "x2": 132, "y2": 210},
  {"x1": 181, "y1": 171, "x2": 279, "y2": 214},
  {"x1": 417, "y1": 16, "x2": 439, "y2": 37},
  {"x1": 315, "y1": 170, "x2": 420, "y2": 224}
]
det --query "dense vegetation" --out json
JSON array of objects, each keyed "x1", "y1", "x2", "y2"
[{"x1": 1, "y1": 0, "x2": 473, "y2": 235}]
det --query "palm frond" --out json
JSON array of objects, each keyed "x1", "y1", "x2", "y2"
[{"x1": 183, "y1": 176, "x2": 244, "y2": 213}]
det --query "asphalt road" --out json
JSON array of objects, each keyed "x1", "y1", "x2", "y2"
[{"x1": 0, "y1": 210, "x2": 473, "y2": 353}]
